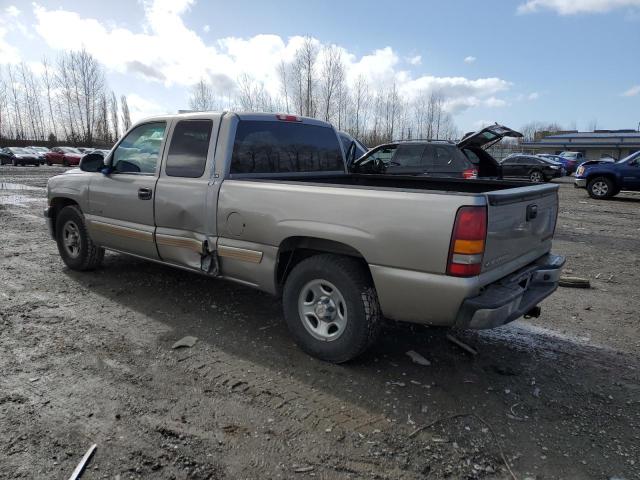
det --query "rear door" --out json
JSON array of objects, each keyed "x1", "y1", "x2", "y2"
[
  {"x1": 501, "y1": 157, "x2": 521, "y2": 177},
  {"x1": 482, "y1": 184, "x2": 559, "y2": 273},
  {"x1": 154, "y1": 117, "x2": 221, "y2": 269},
  {"x1": 86, "y1": 121, "x2": 167, "y2": 259}
]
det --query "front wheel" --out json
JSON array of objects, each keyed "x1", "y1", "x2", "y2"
[
  {"x1": 282, "y1": 254, "x2": 382, "y2": 363},
  {"x1": 55, "y1": 205, "x2": 105, "y2": 270},
  {"x1": 587, "y1": 177, "x2": 614, "y2": 199},
  {"x1": 11, "y1": 159, "x2": 17, "y2": 166},
  {"x1": 529, "y1": 170, "x2": 544, "y2": 183},
  {"x1": 62, "y1": 158, "x2": 69, "y2": 167}
]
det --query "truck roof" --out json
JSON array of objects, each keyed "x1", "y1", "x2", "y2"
[{"x1": 138, "y1": 111, "x2": 333, "y2": 128}]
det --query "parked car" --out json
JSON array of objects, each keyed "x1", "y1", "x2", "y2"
[
  {"x1": 350, "y1": 139, "x2": 478, "y2": 178},
  {"x1": 45, "y1": 112, "x2": 564, "y2": 363},
  {"x1": 500, "y1": 154, "x2": 564, "y2": 182},
  {"x1": 559, "y1": 151, "x2": 586, "y2": 165},
  {"x1": 76, "y1": 147, "x2": 92, "y2": 154},
  {"x1": 0, "y1": 147, "x2": 41, "y2": 166},
  {"x1": 574, "y1": 151, "x2": 640, "y2": 198},
  {"x1": 538, "y1": 153, "x2": 577, "y2": 175},
  {"x1": 349, "y1": 124, "x2": 523, "y2": 180},
  {"x1": 89, "y1": 149, "x2": 111, "y2": 157},
  {"x1": 458, "y1": 124, "x2": 524, "y2": 178},
  {"x1": 44, "y1": 147, "x2": 84, "y2": 166}
]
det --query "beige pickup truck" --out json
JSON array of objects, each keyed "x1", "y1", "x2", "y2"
[{"x1": 45, "y1": 112, "x2": 565, "y2": 362}]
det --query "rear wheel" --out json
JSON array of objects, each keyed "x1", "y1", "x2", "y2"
[
  {"x1": 62, "y1": 158, "x2": 69, "y2": 167},
  {"x1": 587, "y1": 177, "x2": 614, "y2": 199},
  {"x1": 11, "y1": 159, "x2": 17, "y2": 166},
  {"x1": 282, "y1": 254, "x2": 381, "y2": 363},
  {"x1": 529, "y1": 170, "x2": 544, "y2": 183},
  {"x1": 55, "y1": 205, "x2": 104, "y2": 271},
  {"x1": 46, "y1": 160, "x2": 52, "y2": 166}
]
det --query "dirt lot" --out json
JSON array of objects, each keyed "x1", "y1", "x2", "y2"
[{"x1": 1, "y1": 166, "x2": 639, "y2": 480}]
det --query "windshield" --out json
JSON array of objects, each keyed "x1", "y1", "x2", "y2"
[
  {"x1": 618, "y1": 150, "x2": 640, "y2": 163},
  {"x1": 560, "y1": 152, "x2": 578, "y2": 159},
  {"x1": 61, "y1": 147, "x2": 81, "y2": 154},
  {"x1": 8, "y1": 147, "x2": 30, "y2": 154},
  {"x1": 539, "y1": 157, "x2": 562, "y2": 165}
]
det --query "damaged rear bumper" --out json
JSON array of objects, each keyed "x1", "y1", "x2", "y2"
[{"x1": 455, "y1": 253, "x2": 565, "y2": 330}]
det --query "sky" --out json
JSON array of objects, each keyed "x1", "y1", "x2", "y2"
[{"x1": 0, "y1": 0, "x2": 639, "y2": 133}]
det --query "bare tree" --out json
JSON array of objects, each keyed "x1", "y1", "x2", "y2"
[
  {"x1": 293, "y1": 37, "x2": 318, "y2": 117},
  {"x1": 121, "y1": 94, "x2": 131, "y2": 132},
  {"x1": 319, "y1": 45, "x2": 345, "y2": 123},
  {"x1": 277, "y1": 60, "x2": 290, "y2": 113},
  {"x1": 188, "y1": 78, "x2": 217, "y2": 111},
  {"x1": 109, "y1": 91, "x2": 119, "y2": 140}
]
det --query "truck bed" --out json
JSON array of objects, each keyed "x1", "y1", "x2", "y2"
[{"x1": 244, "y1": 173, "x2": 535, "y2": 195}]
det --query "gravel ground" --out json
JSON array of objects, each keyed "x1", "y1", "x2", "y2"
[{"x1": 1, "y1": 166, "x2": 639, "y2": 480}]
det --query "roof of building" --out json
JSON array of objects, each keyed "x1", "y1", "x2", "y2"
[{"x1": 542, "y1": 131, "x2": 640, "y2": 140}]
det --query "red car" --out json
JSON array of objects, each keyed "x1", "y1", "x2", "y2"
[{"x1": 45, "y1": 146, "x2": 83, "y2": 166}]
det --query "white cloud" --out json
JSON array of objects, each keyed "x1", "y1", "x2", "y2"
[
  {"x1": 407, "y1": 55, "x2": 422, "y2": 66},
  {"x1": 125, "y1": 93, "x2": 168, "y2": 122},
  {"x1": 622, "y1": 85, "x2": 640, "y2": 96},
  {"x1": 464, "y1": 56, "x2": 476, "y2": 64},
  {"x1": 518, "y1": 0, "x2": 640, "y2": 14},
  {"x1": 203, "y1": 24, "x2": 210, "y2": 33},
  {"x1": 5, "y1": 6, "x2": 20, "y2": 17},
  {"x1": 528, "y1": 91, "x2": 540, "y2": 100},
  {"x1": 30, "y1": 1, "x2": 512, "y2": 116}
]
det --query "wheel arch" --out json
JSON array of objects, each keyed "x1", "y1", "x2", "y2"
[
  {"x1": 275, "y1": 236, "x2": 370, "y2": 288},
  {"x1": 49, "y1": 197, "x2": 81, "y2": 231}
]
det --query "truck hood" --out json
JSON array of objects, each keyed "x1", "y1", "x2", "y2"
[{"x1": 458, "y1": 124, "x2": 523, "y2": 150}]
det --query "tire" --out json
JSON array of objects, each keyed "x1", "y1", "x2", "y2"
[
  {"x1": 62, "y1": 158, "x2": 69, "y2": 167},
  {"x1": 11, "y1": 159, "x2": 17, "y2": 166},
  {"x1": 46, "y1": 161, "x2": 52, "y2": 166},
  {"x1": 282, "y1": 254, "x2": 382, "y2": 363},
  {"x1": 55, "y1": 205, "x2": 104, "y2": 271},
  {"x1": 587, "y1": 177, "x2": 614, "y2": 199},
  {"x1": 529, "y1": 170, "x2": 544, "y2": 183}
]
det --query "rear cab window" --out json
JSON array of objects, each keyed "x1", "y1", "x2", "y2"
[
  {"x1": 166, "y1": 120, "x2": 213, "y2": 178},
  {"x1": 230, "y1": 121, "x2": 345, "y2": 174}
]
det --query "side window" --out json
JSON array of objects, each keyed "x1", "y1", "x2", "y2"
[
  {"x1": 432, "y1": 145, "x2": 471, "y2": 171},
  {"x1": 231, "y1": 121, "x2": 344, "y2": 174},
  {"x1": 390, "y1": 144, "x2": 425, "y2": 168},
  {"x1": 112, "y1": 122, "x2": 166, "y2": 174},
  {"x1": 166, "y1": 120, "x2": 213, "y2": 178}
]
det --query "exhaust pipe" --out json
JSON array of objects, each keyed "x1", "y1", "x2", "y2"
[{"x1": 524, "y1": 306, "x2": 541, "y2": 319}]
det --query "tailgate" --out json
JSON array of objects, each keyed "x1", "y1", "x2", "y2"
[{"x1": 482, "y1": 184, "x2": 559, "y2": 273}]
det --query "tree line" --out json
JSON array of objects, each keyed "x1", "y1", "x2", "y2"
[
  {"x1": 0, "y1": 49, "x2": 132, "y2": 146},
  {"x1": 189, "y1": 37, "x2": 460, "y2": 146}
]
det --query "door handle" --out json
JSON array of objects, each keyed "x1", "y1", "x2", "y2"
[{"x1": 138, "y1": 187, "x2": 153, "y2": 200}]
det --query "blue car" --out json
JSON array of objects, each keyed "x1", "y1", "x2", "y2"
[{"x1": 574, "y1": 151, "x2": 640, "y2": 199}]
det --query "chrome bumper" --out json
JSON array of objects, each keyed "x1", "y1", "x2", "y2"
[
  {"x1": 574, "y1": 178, "x2": 586, "y2": 188},
  {"x1": 455, "y1": 253, "x2": 565, "y2": 330}
]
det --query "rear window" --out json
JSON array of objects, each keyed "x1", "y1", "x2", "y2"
[
  {"x1": 423, "y1": 145, "x2": 473, "y2": 172},
  {"x1": 231, "y1": 121, "x2": 344, "y2": 174}
]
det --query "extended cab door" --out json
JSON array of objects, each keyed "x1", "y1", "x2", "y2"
[
  {"x1": 154, "y1": 117, "x2": 221, "y2": 269},
  {"x1": 86, "y1": 121, "x2": 168, "y2": 259},
  {"x1": 619, "y1": 154, "x2": 640, "y2": 190}
]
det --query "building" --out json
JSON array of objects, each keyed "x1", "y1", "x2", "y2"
[{"x1": 521, "y1": 130, "x2": 640, "y2": 161}]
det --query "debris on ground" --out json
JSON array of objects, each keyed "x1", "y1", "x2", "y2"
[
  {"x1": 406, "y1": 349, "x2": 431, "y2": 366},
  {"x1": 68, "y1": 443, "x2": 97, "y2": 480},
  {"x1": 559, "y1": 276, "x2": 591, "y2": 288},
  {"x1": 294, "y1": 466, "x2": 314, "y2": 473},
  {"x1": 446, "y1": 334, "x2": 478, "y2": 356},
  {"x1": 171, "y1": 336, "x2": 198, "y2": 349}
]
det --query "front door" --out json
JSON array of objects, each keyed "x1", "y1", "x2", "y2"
[
  {"x1": 620, "y1": 156, "x2": 640, "y2": 190},
  {"x1": 154, "y1": 117, "x2": 220, "y2": 269},
  {"x1": 86, "y1": 121, "x2": 168, "y2": 259}
]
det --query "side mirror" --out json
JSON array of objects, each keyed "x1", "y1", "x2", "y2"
[{"x1": 79, "y1": 153, "x2": 105, "y2": 172}]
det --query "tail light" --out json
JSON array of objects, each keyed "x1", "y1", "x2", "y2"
[
  {"x1": 462, "y1": 168, "x2": 478, "y2": 179},
  {"x1": 447, "y1": 206, "x2": 487, "y2": 277},
  {"x1": 276, "y1": 114, "x2": 302, "y2": 122}
]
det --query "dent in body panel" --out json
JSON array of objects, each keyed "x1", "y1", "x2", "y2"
[{"x1": 47, "y1": 172, "x2": 93, "y2": 211}]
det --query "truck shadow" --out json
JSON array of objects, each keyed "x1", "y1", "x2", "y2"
[{"x1": 64, "y1": 251, "x2": 640, "y2": 477}]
